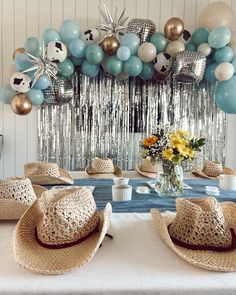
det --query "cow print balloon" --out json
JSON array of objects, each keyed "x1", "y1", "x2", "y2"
[
  {"x1": 46, "y1": 41, "x2": 67, "y2": 63},
  {"x1": 153, "y1": 52, "x2": 172, "y2": 73},
  {"x1": 80, "y1": 28, "x2": 101, "y2": 44},
  {"x1": 10, "y1": 72, "x2": 32, "y2": 93},
  {"x1": 180, "y1": 29, "x2": 191, "y2": 44}
]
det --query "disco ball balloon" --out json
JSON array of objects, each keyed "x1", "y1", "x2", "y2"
[
  {"x1": 42, "y1": 76, "x2": 74, "y2": 105},
  {"x1": 127, "y1": 18, "x2": 156, "y2": 44}
]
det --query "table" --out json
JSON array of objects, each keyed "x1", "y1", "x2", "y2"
[
  {"x1": 1, "y1": 213, "x2": 236, "y2": 295},
  {"x1": 1, "y1": 174, "x2": 236, "y2": 294}
]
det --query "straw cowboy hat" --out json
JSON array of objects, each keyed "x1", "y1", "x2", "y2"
[
  {"x1": 151, "y1": 197, "x2": 236, "y2": 272},
  {"x1": 0, "y1": 177, "x2": 46, "y2": 220},
  {"x1": 193, "y1": 159, "x2": 235, "y2": 179},
  {"x1": 24, "y1": 161, "x2": 74, "y2": 185},
  {"x1": 135, "y1": 158, "x2": 158, "y2": 179},
  {"x1": 13, "y1": 187, "x2": 112, "y2": 274},
  {"x1": 85, "y1": 158, "x2": 122, "y2": 178}
]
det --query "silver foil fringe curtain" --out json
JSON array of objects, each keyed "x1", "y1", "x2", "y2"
[{"x1": 38, "y1": 73, "x2": 226, "y2": 171}]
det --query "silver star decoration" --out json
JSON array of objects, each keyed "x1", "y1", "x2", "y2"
[
  {"x1": 97, "y1": 4, "x2": 128, "y2": 40},
  {"x1": 22, "y1": 42, "x2": 58, "y2": 88}
]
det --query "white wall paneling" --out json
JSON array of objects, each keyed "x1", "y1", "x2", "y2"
[{"x1": 0, "y1": 0, "x2": 236, "y2": 177}]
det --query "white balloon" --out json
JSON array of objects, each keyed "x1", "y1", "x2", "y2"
[
  {"x1": 198, "y1": 2, "x2": 233, "y2": 30},
  {"x1": 138, "y1": 42, "x2": 157, "y2": 62},
  {"x1": 229, "y1": 31, "x2": 236, "y2": 45},
  {"x1": 81, "y1": 28, "x2": 101, "y2": 44},
  {"x1": 10, "y1": 72, "x2": 31, "y2": 93},
  {"x1": 46, "y1": 41, "x2": 67, "y2": 63},
  {"x1": 215, "y1": 62, "x2": 234, "y2": 81},
  {"x1": 230, "y1": 43, "x2": 236, "y2": 58},
  {"x1": 166, "y1": 40, "x2": 185, "y2": 57},
  {"x1": 197, "y1": 43, "x2": 212, "y2": 57},
  {"x1": 153, "y1": 52, "x2": 172, "y2": 73}
]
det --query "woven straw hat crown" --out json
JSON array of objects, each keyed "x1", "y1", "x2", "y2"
[
  {"x1": 140, "y1": 158, "x2": 158, "y2": 173},
  {"x1": 203, "y1": 159, "x2": 223, "y2": 177},
  {"x1": 0, "y1": 177, "x2": 37, "y2": 204},
  {"x1": 37, "y1": 188, "x2": 100, "y2": 247},
  {"x1": 24, "y1": 161, "x2": 60, "y2": 178},
  {"x1": 91, "y1": 158, "x2": 114, "y2": 174},
  {"x1": 169, "y1": 197, "x2": 233, "y2": 249}
]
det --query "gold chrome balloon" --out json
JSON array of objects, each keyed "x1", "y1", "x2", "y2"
[
  {"x1": 10, "y1": 94, "x2": 32, "y2": 115},
  {"x1": 13, "y1": 47, "x2": 25, "y2": 60},
  {"x1": 101, "y1": 36, "x2": 119, "y2": 56},
  {"x1": 164, "y1": 17, "x2": 184, "y2": 41}
]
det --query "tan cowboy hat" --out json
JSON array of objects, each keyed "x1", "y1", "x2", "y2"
[
  {"x1": 135, "y1": 158, "x2": 158, "y2": 179},
  {"x1": 151, "y1": 197, "x2": 236, "y2": 272},
  {"x1": 24, "y1": 161, "x2": 74, "y2": 185},
  {"x1": 13, "y1": 187, "x2": 112, "y2": 274},
  {"x1": 193, "y1": 159, "x2": 235, "y2": 179},
  {"x1": 85, "y1": 158, "x2": 122, "y2": 178},
  {"x1": 0, "y1": 177, "x2": 46, "y2": 220}
]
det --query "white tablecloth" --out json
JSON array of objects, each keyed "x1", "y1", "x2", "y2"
[{"x1": 1, "y1": 213, "x2": 236, "y2": 295}]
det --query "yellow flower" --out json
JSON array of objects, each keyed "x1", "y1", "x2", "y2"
[
  {"x1": 170, "y1": 135, "x2": 182, "y2": 148},
  {"x1": 176, "y1": 130, "x2": 189, "y2": 138},
  {"x1": 186, "y1": 148, "x2": 196, "y2": 158},
  {"x1": 143, "y1": 136, "x2": 158, "y2": 147},
  {"x1": 176, "y1": 144, "x2": 189, "y2": 157},
  {"x1": 162, "y1": 149, "x2": 174, "y2": 161}
]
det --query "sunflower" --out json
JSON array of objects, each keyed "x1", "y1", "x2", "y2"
[
  {"x1": 143, "y1": 135, "x2": 158, "y2": 147},
  {"x1": 162, "y1": 148, "x2": 174, "y2": 161}
]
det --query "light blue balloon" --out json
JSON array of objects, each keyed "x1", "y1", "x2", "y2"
[
  {"x1": 215, "y1": 75, "x2": 236, "y2": 113},
  {"x1": 191, "y1": 27, "x2": 209, "y2": 46},
  {"x1": 215, "y1": 46, "x2": 233, "y2": 64},
  {"x1": 124, "y1": 56, "x2": 143, "y2": 76},
  {"x1": 85, "y1": 44, "x2": 104, "y2": 65},
  {"x1": 32, "y1": 75, "x2": 50, "y2": 90},
  {"x1": 71, "y1": 56, "x2": 85, "y2": 66},
  {"x1": 69, "y1": 39, "x2": 86, "y2": 58},
  {"x1": 139, "y1": 63, "x2": 154, "y2": 80},
  {"x1": 0, "y1": 83, "x2": 17, "y2": 104},
  {"x1": 117, "y1": 46, "x2": 130, "y2": 61},
  {"x1": 82, "y1": 60, "x2": 99, "y2": 78},
  {"x1": 59, "y1": 19, "x2": 80, "y2": 44},
  {"x1": 27, "y1": 89, "x2": 44, "y2": 105},
  {"x1": 186, "y1": 43, "x2": 196, "y2": 52},
  {"x1": 43, "y1": 28, "x2": 61, "y2": 45},
  {"x1": 105, "y1": 56, "x2": 122, "y2": 75},
  {"x1": 14, "y1": 53, "x2": 33, "y2": 71},
  {"x1": 205, "y1": 63, "x2": 218, "y2": 83},
  {"x1": 150, "y1": 32, "x2": 167, "y2": 53},
  {"x1": 24, "y1": 37, "x2": 40, "y2": 56},
  {"x1": 57, "y1": 58, "x2": 75, "y2": 77},
  {"x1": 232, "y1": 59, "x2": 236, "y2": 73},
  {"x1": 208, "y1": 26, "x2": 231, "y2": 49},
  {"x1": 120, "y1": 33, "x2": 140, "y2": 55}
]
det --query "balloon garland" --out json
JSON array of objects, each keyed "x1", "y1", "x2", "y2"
[{"x1": 0, "y1": 2, "x2": 236, "y2": 115}]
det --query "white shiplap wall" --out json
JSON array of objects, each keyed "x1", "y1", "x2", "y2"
[{"x1": 0, "y1": 0, "x2": 236, "y2": 178}]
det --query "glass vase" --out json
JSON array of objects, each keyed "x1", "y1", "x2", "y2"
[{"x1": 155, "y1": 160, "x2": 184, "y2": 198}]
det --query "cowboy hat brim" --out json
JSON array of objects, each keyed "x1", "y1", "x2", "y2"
[
  {"x1": 13, "y1": 202, "x2": 112, "y2": 274},
  {"x1": 192, "y1": 167, "x2": 235, "y2": 179},
  {"x1": 0, "y1": 185, "x2": 47, "y2": 220},
  {"x1": 135, "y1": 164, "x2": 156, "y2": 179},
  {"x1": 27, "y1": 168, "x2": 74, "y2": 185},
  {"x1": 85, "y1": 165, "x2": 123, "y2": 178},
  {"x1": 151, "y1": 201, "x2": 236, "y2": 272}
]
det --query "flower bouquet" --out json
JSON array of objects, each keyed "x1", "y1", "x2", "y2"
[{"x1": 140, "y1": 128, "x2": 205, "y2": 197}]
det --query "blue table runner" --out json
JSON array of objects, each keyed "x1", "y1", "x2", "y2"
[{"x1": 57, "y1": 178, "x2": 236, "y2": 212}]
